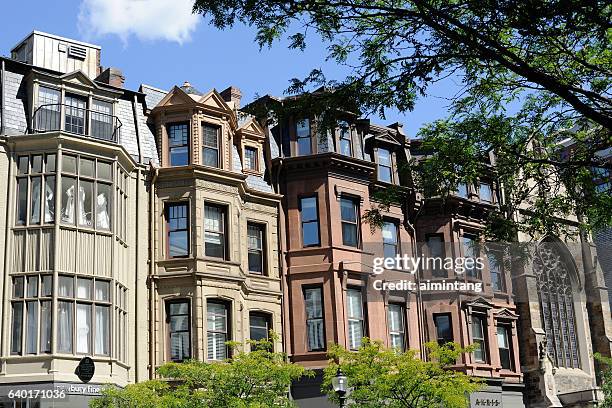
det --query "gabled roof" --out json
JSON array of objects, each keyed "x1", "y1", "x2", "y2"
[{"x1": 236, "y1": 117, "x2": 266, "y2": 140}]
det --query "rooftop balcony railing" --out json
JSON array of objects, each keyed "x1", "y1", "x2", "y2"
[{"x1": 32, "y1": 104, "x2": 122, "y2": 143}]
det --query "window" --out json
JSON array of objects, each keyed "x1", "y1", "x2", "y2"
[
  {"x1": 535, "y1": 242, "x2": 580, "y2": 368},
  {"x1": 300, "y1": 196, "x2": 320, "y2": 247},
  {"x1": 247, "y1": 223, "x2": 265, "y2": 274},
  {"x1": 497, "y1": 325, "x2": 513, "y2": 370},
  {"x1": 347, "y1": 289, "x2": 365, "y2": 350},
  {"x1": 168, "y1": 123, "x2": 189, "y2": 166},
  {"x1": 64, "y1": 94, "x2": 87, "y2": 134},
  {"x1": 55, "y1": 275, "x2": 111, "y2": 355},
  {"x1": 377, "y1": 148, "x2": 393, "y2": 183},
  {"x1": 10, "y1": 275, "x2": 52, "y2": 355},
  {"x1": 167, "y1": 300, "x2": 191, "y2": 362},
  {"x1": 36, "y1": 86, "x2": 60, "y2": 131},
  {"x1": 91, "y1": 99, "x2": 114, "y2": 141},
  {"x1": 207, "y1": 301, "x2": 229, "y2": 360},
  {"x1": 115, "y1": 283, "x2": 128, "y2": 363},
  {"x1": 60, "y1": 155, "x2": 112, "y2": 231},
  {"x1": 204, "y1": 204, "x2": 226, "y2": 259},
  {"x1": 463, "y1": 235, "x2": 480, "y2": 278},
  {"x1": 16, "y1": 154, "x2": 55, "y2": 226},
  {"x1": 479, "y1": 183, "x2": 493, "y2": 203},
  {"x1": 434, "y1": 314, "x2": 453, "y2": 345},
  {"x1": 388, "y1": 304, "x2": 405, "y2": 351},
  {"x1": 383, "y1": 221, "x2": 399, "y2": 258},
  {"x1": 457, "y1": 183, "x2": 468, "y2": 198},
  {"x1": 488, "y1": 252, "x2": 505, "y2": 292},
  {"x1": 296, "y1": 119, "x2": 312, "y2": 155},
  {"x1": 338, "y1": 121, "x2": 352, "y2": 156},
  {"x1": 166, "y1": 203, "x2": 189, "y2": 258},
  {"x1": 244, "y1": 146, "x2": 258, "y2": 171},
  {"x1": 426, "y1": 234, "x2": 446, "y2": 277},
  {"x1": 472, "y1": 315, "x2": 487, "y2": 363},
  {"x1": 250, "y1": 312, "x2": 272, "y2": 350},
  {"x1": 304, "y1": 287, "x2": 325, "y2": 351},
  {"x1": 341, "y1": 197, "x2": 359, "y2": 247},
  {"x1": 202, "y1": 124, "x2": 220, "y2": 168}
]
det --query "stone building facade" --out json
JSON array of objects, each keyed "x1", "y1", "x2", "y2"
[{"x1": 0, "y1": 30, "x2": 610, "y2": 408}]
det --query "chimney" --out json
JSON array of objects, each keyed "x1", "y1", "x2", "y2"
[
  {"x1": 96, "y1": 67, "x2": 125, "y2": 88},
  {"x1": 220, "y1": 86, "x2": 242, "y2": 109}
]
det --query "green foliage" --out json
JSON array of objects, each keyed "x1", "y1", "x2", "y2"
[
  {"x1": 90, "y1": 335, "x2": 311, "y2": 408},
  {"x1": 192, "y1": 0, "x2": 612, "y2": 239},
  {"x1": 322, "y1": 339, "x2": 482, "y2": 408},
  {"x1": 595, "y1": 353, "x2": 612, "y2": 407}
]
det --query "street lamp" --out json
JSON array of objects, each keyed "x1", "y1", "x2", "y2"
[{"x1": 331, "y1": 368, "x2": 348, "y2": 407}]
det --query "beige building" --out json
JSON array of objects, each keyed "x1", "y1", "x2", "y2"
[{"x1": 146, "y1": 83, "x2": 283, "y2": 370}]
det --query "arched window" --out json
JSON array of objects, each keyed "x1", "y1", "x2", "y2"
[{"x1": 534, "y1": 241, "x2": 580, "y2": 368}]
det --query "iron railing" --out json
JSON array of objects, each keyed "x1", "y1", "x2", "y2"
[{"x1": 32, "y1": 103, "x2": 122, "y2": 143}]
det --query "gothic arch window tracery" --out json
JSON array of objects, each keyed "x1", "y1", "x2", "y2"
[{"x1": 534, "y1": 241, "x2": 580, "y2": 368}]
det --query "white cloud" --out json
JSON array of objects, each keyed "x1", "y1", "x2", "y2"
[{"x1": 78, "y1": 0, "x2": 200, "y2": 44}]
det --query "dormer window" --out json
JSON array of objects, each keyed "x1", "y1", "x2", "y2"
[
  {"x1": 202, "y1": 124, "x2": 220, "y2": 168},
  {"x1": 244, "y1": 146, "x2": 258, "y2": 171},
  {"x1": 377, "y1": 148, "x2": 393, "y2": 183},
  {"x1": 339, "y1": 121, "x2": 352, "y2": 157},
  {"x1": 168, "y1": 123, "x2": 189, "y2": 166},
  {"x1": 296, "y1": 119, "x2": 312, "y2": 156}
]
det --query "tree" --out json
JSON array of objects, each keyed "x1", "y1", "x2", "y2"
[
  {"x1": 192, "y1": 0, "x2": 612, "y2": 239},
  {"x1": 595, "y1": 353, "x2": 612, "y2": 407},
  {"x1": 322, "y1": 339, "x2": 482, "y2": 408},
  {"x1": 90, "y1": 336, "x2": 311, "y2": 408}
]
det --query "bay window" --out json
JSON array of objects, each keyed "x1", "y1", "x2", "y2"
[
  {"x1": 167, "y1": 300, "x2": 191, "y2": 362},
  {"x1": 204, "y1": 204, "x2": 226, "y2": 259},
  {"x1": 296, "y1": 119, "x2": 312, "y2": 155},
  {"x1": 247, "y1": 222, "x2": 265, "y2": 274},
  {"x1": 300, "y1": 196, "x2": 320, "y2": 247},
  {"x1": 166, "y1": 202, "x2": 189, "y2": 258},
  {"x1": 472, "y1": 314, "x2": 487, "y2": 363},
  {"x1": 207, "y1": 301, "x2": 229, "y2": 360},
  {"x1": 60, "y1": 155, "x2": 112, "y2": 231},
  {"x1": 168, "y1": 123, "x2": 189, "y2": 166},
  {"x1": 347, "y1": 289, "x2": 365, "y2": 350},
  {"x1": 388, "y1": 304, "x2": 406, "y2": 351},
  {"x1": 202, "y1": 124, "x2": 220, "y2": 167},
  {"x1": 304, "y1": 287, "x2": 325, "y2": 351},
  {"x1": 16, "y1": 154, "x2": 56, "y2": 226},
  {"x1": 341, "y1": 197, "x2": 359, "y2": 247}
]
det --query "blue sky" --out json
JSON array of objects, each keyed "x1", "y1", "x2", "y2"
[{"x1": 0, "y1": 0, "x2": 460, "y2": 137}]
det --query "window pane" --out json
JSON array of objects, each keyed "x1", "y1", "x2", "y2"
[
  {"x1": 63, "y1": 155, "x2": 77, "y2": 174},
  {"x1": 61, "y1": 177, "x2": 76, "y2": 224},
  {"x1": 26, "y1": 301, "x2": 38, "y2": 354},
  {"x1": 480, "y1": 183, "x2": 492, "y2": 202},
  {"x1": 202, "y1": 124, "x2": 218, "y2": 147},
  {"x1": 457, "y1": 183, "x2": 468, "y2": 198},
  {"x1": 41, "y1": 275, "x2": 52, "y2": 297},
  {"x1": 297, "y1": 136, "x2": 311, "y2": 155},
  {"x1": 13, "y1": 276, "x2": 24, "y2": 298},
  {"x1": 378, "y1": 148, "x2": 391, "y2": 166},
  {"x1": 65, "y1": 95, "x2": 86, "y2": 134},
  {"x1": 58, "y1": 275, "x2": 73, "y2": 297},
  {"x1": 78, "y1": 180, "x2": 93, "y2": 227},
  {"x1": 347, "y1": 289, "x2": 364, "y2": 349},
  {"x1": 171, "y1": 332, "x2": 191, "y2": 361},
  {"x1": 302, "y1": 222, "x2": 320, "y2": 247},
  {"x1": 97, "y1": 161, "x2": 112, "y2": 181},
  {"x1": 378, "y1": 165, "x2": 392, "y2": 183},
  {"x1": 167, "y1": 203, "x2": 189, "y2": 257},
  {"x1": 40, "y1": 301, "x2": 51, "y2": 353},
  {"x1": 169, "y1": 124, "x2": 189, "y2": 166},
  {"x1": 340, "y1": 198, "x2": 357, "y2": 223},
  {"x1": 250, "y1": 314, "x2": 270, "y2": 341},
  {"x1": 95, "y1": 306, "x2": 110, "y2": 355},
  {"x1": 17, "y1": 178, "x2": 27, "y2": 225},
  {"x1": 76, "y1": 303, "x2": 91, "y2": 353},
  {"x1": 32, "y1": 155, "x2": 43, "y2": 173},
  {"x1": 29, "y1": 177, "x2": 42, "y2": 224},
  {"x1": 305, "y1": 288, "x2": 325, "y2": 351},
  {"x1": 80, "y1": 158, "x2": 95, "y2": 178},
  {"x1": 169, "y1": 231, "x2": 188, "y2": 257},
  {"x1": 248, "y1": 223, "x2": 264, "y2": 273},
  {"x1": 58, "y1": 301, "x2": 73, "y2": 353},
  {"x1": 26, "y1": 276, "x2": 38, "y2": 297},
  {"x1": 96, "y1": 183, "x2": 112, "y2": 230},
  {"x1": 342, "y1": 223, "x2": 358, "y2": 247},
  {"x1": 77, "y1": 278, "x2": 92, "y2": 299},
  {"x1": 300, "y1": 197, "x2": 318, "y2": 221},
  {"x1": 169, "y1": 302, "x2": 189, "y2": 315},
  {"x1": 435, "y1": 315, "x2": 452, "y2": 344},
  {"x1": 207, "y1": 302, "x2": 228, "y2": 360},
  {"x1": 203, "y1": 147, "x2": 219, "y2": 167},
  {"x1": 297, "y1": 119, "x2": 310, "y2": 138},
  {"x1": 37, "y1": 87, "x2": 61, "y2": 131},
  {"x1": 44, "y1": 176, "x2": 55, "y2": 223},
  {"x1": 46, "y1": 154, "x2": 56, "y2": 173},
  {"x1": 18, "y1": 156, "x2": 29, "y2": 174},
  {"x1": 95, "y1": 280, "x2": 110, "y2": 301},
  {"x1": 205, "y1": 205, "x2": 225, "y2": 258},
  {"x1": 11, "y1": 303, "x2": 23, "y2": 354},
  {"x1": 91, "y1": 100, "x2": 114, "y2": 141},
  {"x1": 244, "y1": 147, "x2": 257, "y2": 170}
]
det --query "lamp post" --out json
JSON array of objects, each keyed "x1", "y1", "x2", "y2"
[{"x1": 331, "y1": 368, "x2": 348, "y2": 407}]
